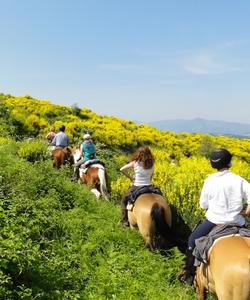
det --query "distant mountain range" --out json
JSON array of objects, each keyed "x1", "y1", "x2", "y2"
[{"x1": 148, "y1": 118, "x2": 250, "y2": 137}]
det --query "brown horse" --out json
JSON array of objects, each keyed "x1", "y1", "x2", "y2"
[
  {"x1": 195, "y1": 235, "x2": 250, "y2": 300},
  {"x1": 52, "y1": 147, "x2": 74, "y2": 168},
  {"x1": 128, "y1": 193, "x2": 190, "y2": 252}
]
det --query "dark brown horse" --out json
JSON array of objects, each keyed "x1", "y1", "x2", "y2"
[
  {"x1": 128, "y1": 193, "x2": 190, "y2": 252},
  {"x1": 52, "y1": 147, "x2": 74, "y2": 168},
  {"x1": 195, "y1": 235, "x2": 250, "y2": 300}
]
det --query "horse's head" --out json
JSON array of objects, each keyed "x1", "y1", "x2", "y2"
[{"x1": 71, "y1": 146, "x2": 81, "y2": 164}]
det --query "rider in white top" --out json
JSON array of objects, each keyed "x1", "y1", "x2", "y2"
[
  {"x1": 122, "y1": 161, "x2": 153, "y2": 187},
  {"x1": 120, "y1": 146, "x2": 154, "y2": 227},
  {"x1": 200, "y1": 170, "x2": 250, "y2": 226}
]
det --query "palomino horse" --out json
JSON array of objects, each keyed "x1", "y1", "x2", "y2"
[
  {"x1": 195, "y1": 235, "x2": 250, "y2": 300},
  {"x1": 128, "y1": 193, "x2": 190, "y2": 252},
  {"x1": 72, "y1": 147, "x2": 108, "y2": 199},
  {"x1": 52, "y1": 147, "x2": 74, "y2": 168}
]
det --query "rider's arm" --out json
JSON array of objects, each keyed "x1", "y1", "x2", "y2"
[
  {"x1": 241, "y1": 204, "x2": 250, "y2": 217},
  {"x1": 240, "y1": 178, "x2": 250, "y2": 217},
  {"x1": 51, "y1": 135, "x2": 56, "y2": 145},
  {"x1": 120, "y1": 161, "x2": 135, "y2": 181},
  {"x1": 245, "y1": 204, "x2": 250, "y2": 217},
  {"x1": 80, "y1": 145, "x2": 84, "y2": 157}
]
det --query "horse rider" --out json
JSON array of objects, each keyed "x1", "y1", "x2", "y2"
[
  {"x1": 46, "y1": 126, "x2": 56, "y2": 144},
  {"x1": 120, "y1": 146, "x2": 154, "y2": 227},
  {"x1": 178, "y1": 148, "x2": 250, "y2": 285},
  {"x1": 72, "y1": 133, "x2": 96, "y2": 182},
  {"x1": 46, "y1": 126, "x2": 56, "y2": 153},
  {"x1": 51, "y1": 125, "x2": 70, "y2": 149}
]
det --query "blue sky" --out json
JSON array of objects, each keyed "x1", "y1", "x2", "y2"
[{"x1": 1, "y1": 0, "x2": 250, "y2": 123}]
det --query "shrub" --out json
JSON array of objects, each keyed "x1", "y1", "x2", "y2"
[{"x1": 17, "y1": 139, "x2": 49, "y2": 163}]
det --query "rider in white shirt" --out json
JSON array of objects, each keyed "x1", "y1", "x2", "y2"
[
  {"x1": 179, "y1": 148, "x2": 250, "y2": 286},
  {"x1": 200, "y1": 170, "x2": 250, "y2": 226}
]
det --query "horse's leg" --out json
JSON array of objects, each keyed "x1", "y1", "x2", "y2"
[
  {"x1": 195, "y1": 268, "x2": 206, "y2": 300},
  {"x1": 53, "y1": 156, "x2": 60, "y2": 168},
  {"x1": 90, "y1": 188, "x2": 101, "y2": 198},
  {"x1": 137, "y1": 216, "x2": 155, "y2": 250},
  {"x1": 98, "y1": 168, "x2": 108, "y2": 200},
  {"x1": 53, "y1": 159, "x2": 57, "y2": 168}
]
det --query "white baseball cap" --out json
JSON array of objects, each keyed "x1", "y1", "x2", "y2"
[{"x1": 83, "y1": 133, "x2": 91, "y2": 139}]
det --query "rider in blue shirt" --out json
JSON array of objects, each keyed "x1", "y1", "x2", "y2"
[
  {"x1": 52, "y1": 125, "x2": 69, "y2": 148},
  {"x1": 81, "y1": 134, "x2": 96, "y2": 160},
  {"x1": 72, "y1": 133, "x2": 96, "y2": 181}
]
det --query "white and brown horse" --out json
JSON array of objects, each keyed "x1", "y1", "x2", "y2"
[
  {"x1": 72, "y1": 147, "x2": 108, "y2": 199},
  {"x1": 195, "y1": 235, "x2": 250, "y2": 300},
  {"x1": 128, "y1": 193, "x2": 190, "y2": 252}
]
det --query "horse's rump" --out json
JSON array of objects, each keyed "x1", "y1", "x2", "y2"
[
  {"x1": 81, "y1": 165, "x2": 108, "y2": 199},
  {"x1": 130, "y1": 193, "x2": 171, "y2": 225},
  {"x1": 128, "y1": 194, "x2": 172, "y2": 250},
  {"x1": 196, "y1": 235, "x2": 250, "y2": 300},
  {"x1": 52, "y1": 147, "x2": 66, "y2": 168},
  {"x1": 52, "y1": 147, "x2": 66, "y2": 157},
  {"x1": 52, "y1": 147, "x2": 73, "y2": 168}
]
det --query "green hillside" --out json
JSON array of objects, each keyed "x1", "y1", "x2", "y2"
[{"x1": 1, "y1": 93, "x2": 249, "y2": 299}]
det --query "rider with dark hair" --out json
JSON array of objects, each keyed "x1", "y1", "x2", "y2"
[
  {"x1": 120, "y1": 146, "x2": 155, "y2": 227},
  {"x1": 178, "y1": 148, "x2": 250, "y2": 285},
  {"x1": 52, "y1": 125, "x2": 70, "y2": 148}
]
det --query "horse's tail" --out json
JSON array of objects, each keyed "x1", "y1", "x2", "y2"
[
  {"x1": 150, "y1": 203, "x2": 173, "y2": 240},
  {"x1": 151, "y1": 202, "x2": 185, "y2": 251},
  {"x1": 98, "y1": 168, "x2": 108, "y2": 200}
]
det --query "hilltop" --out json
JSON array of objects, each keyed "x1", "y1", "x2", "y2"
[
  {"x1": 1, "y1": 93, "x2": 250, "y2": 161},
  {"x1": 148, "y1": 117, "x2": 250, "y2": 136}
]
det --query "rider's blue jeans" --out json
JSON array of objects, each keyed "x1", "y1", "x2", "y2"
[{"x1": 188, "y1": 218, "x2": 216, "y2": 249}]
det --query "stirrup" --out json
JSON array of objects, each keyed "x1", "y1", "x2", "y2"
[
  {"x1": 177, "y1": 270, "x2": 194, "y2": 286},
  {"x1": 121, "y1": 221, "x2": 130, "y2": 228}
]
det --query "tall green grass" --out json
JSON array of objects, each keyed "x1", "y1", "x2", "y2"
[{"x1": 0, "y1": 140, "x2": 197, "y2": 299}]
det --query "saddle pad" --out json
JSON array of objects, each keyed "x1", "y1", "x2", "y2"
[
  {"x1": 193, "y1": 225, "x2": 250, "y2": 266},
  {"x1": 90, "y1": 164, "x2": 105, "y2": 170},
  {"x1": 127, "y1": 185, "x2": 163, "y2": 205}
]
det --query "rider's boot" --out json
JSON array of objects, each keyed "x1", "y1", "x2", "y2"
[
  {"x1": 177, "y1": 247, "x2": 196, "y2": 285},
  {"x1": 72, "y1": 167, "x2": 80, "y2": 182}
]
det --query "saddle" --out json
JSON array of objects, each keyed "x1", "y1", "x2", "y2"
[
  {"x1": 193, "y1": 224, "x2": 250, "y2": 266},
  {"x1": 84, "y1": 159, "x2": 105, "y2": 169},
  {"x1": 79, "y1": 159, "x2": 105, "y2": 174},
  {"x1": 126, "y1": 185, "x2": 163, "y2": 210}
]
